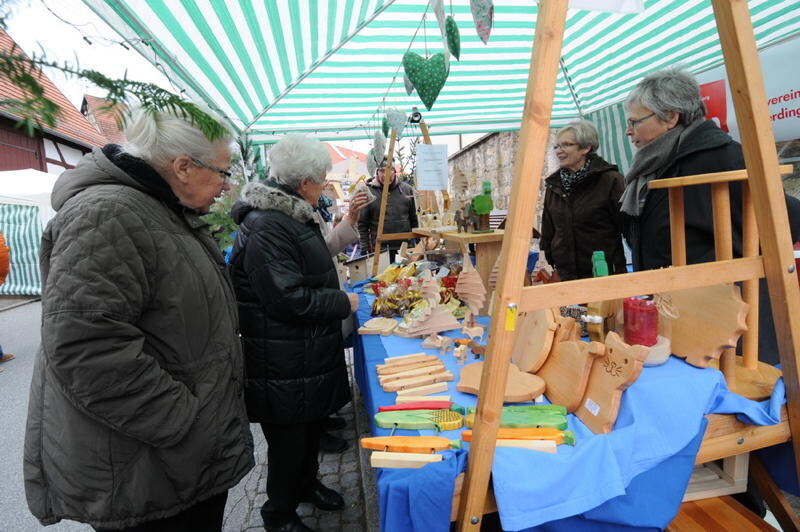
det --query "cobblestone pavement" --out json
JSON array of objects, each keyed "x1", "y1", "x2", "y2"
[{"x1": 222, "y1": 349, "x2": 379, "y2": 532}]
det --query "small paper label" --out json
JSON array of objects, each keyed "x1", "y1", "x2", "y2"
[
  {"x1": 505, "y1": 306, "x2": 517, "y2": 331},
  {"x1": 584, "y1": 397, "x2": 601, "y2": 417}
]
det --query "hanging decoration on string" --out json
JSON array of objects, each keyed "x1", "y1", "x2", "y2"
[
  {"x1": 431, "y1": 0, "x2": 451, "y2": 70},
  {"x1": 373, "y1": 129, "x2": 387, "y2": 160},
  {"x1": 367, "y1": 147, "x2": 379, "y2": 176},
  {"x1": 382, "y1": 117, "x2": 390, "y2": 138},
  {"x1": 470, "y1": 0, "x2": 494, "y2": 44},
  {"x1": 446, "y1": 16, "x2": 461, "y2": 59},
  {"x1": 403, "y1": 52, "x2": 448, "y2": 111},
  {"x1": 386, "y1": 107, "x2": 407, "y2": 138},
  {"x1": 403, "y1": 73, "x2": 415, "y2": 95}
]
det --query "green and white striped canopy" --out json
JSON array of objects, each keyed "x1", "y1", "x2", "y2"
[{"x1": 86, "y1": 0, "x2": 800, "y2": 143}]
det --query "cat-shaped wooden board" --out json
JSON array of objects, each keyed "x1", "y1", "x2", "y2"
[
  {"x1": 575, "y1": 332, "x2": 649, "y2": 434},
  {"x1": 538, "y1": 341, "x2": 605, "y2": 413}
]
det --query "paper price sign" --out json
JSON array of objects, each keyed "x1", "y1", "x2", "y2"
[{"x1": 415, "y1": 144, "x2": 449, "y2": 191}]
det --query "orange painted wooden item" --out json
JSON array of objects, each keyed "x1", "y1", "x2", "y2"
[
  {"x1": 361, "y1": 436, "x2": 452, "y2": 453},
  {"x1": 664, "y1": 284, "x2": 750, "y2": 368},
  {"x1": 575, "y1": 332, "x2": 648, "y2": 434},
  {"x1": 462, "y1": 427, "x2": 572, "y2": 446},
  {"x1": 457, "y1": 361, "x2": 545, "y2": 403},
  {"x1": 510, "y1": 308, "x2": 557, "y2": 373},
  {"x1": 538, "y1": 341, "x2": 605, "y2": 413}
]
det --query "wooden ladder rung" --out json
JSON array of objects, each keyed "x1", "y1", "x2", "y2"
[{"x1": 648, "y1": 165, "x2": 793, "y2": 190}]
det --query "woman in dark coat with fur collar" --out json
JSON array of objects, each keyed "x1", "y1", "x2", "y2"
[{"x1": 229, "y1": 134, "x2": 359, "y2": 532}]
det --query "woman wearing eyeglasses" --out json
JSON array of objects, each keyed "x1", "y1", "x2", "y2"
[
  {"x1": 621, "y1": 67, "x2": 800, "y2": 364},
  {"x1": 540, "y1": 119, "x2": 626, "y2": 281},
  {"x1": 229, "y1": 134, "x2": 360, "y2": 532}
]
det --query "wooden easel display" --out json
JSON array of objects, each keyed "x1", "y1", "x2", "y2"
[{"x1": 455, "y1": 1, "x2": 800, "y2": 531}]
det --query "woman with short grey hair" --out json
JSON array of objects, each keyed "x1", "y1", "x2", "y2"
[
  {"x1": 25, "y1": 106, "x2": 254, "y2": 531},
  {"x1": 229, "y1": 134, "x2": 360, "y2": 531},
  {"x1": 540, "y1": 119, "x2": 626, "y2": 280}
]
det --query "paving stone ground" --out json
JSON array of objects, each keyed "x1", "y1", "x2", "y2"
[{"x1": 222, "y1": 349, "x2": 379, "y2": 532}]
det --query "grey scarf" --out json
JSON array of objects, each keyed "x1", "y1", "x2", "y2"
[{"x1": 619, "y1": 120, "x2": 703, "y2": 216}]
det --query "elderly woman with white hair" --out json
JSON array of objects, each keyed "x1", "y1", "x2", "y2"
[
  {"x1": 229, "y1": 134, "x2": 360, "y2": 532},
  {"x1": 24, "y1": 107, "x2": 254, "y2": 531},
  {"x1": 540, "y1": 119, "x2": 626, "y2": 280}
]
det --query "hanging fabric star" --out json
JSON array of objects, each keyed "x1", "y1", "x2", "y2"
[
  {"x1": 402, "y1": 51, "x2": 449, "y2": 111},
  {"x1": 446, "y1": 16, "x2": 461, "y2": 59},
  {"x1": 470, "y1": 0, "x2": 494, "y2": 44}
]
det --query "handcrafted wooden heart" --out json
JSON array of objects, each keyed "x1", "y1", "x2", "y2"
[
  {"x1": 402, "y1": 51, "x2": 448, "y2": 111},
  {"x1": 446, "y1": 16, "x2": 461, "y2": 59},
  {"x1": 457, "y1": 361, "x2": 545, "y2": 403}
]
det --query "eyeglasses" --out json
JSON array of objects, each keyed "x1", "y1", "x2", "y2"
[
  {"x1": 190, "y1": 157, "x2": 232, "y2": 182},
  {"x1": 552, "y1": 142, "x2": 577, "y2": 150},
  {"x1": 626, "y1": 112, "x2": 656, "y2": 129}
]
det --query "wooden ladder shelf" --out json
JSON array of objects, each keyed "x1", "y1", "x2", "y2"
[{"x1": 454, "y1": 1, "x2": 800, "y2": 530}]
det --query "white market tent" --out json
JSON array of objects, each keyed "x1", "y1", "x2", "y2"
[
  {"x1": 84, "y1": 0, "x2": 800, "y2": 152},
  {"x1": 0, "y1": 169, "x2": 58, "y2": 295}
]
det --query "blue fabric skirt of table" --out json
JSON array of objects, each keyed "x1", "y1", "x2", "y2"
[{"x1": 350, "y1": 285, "x2": 787, "y2": 532}]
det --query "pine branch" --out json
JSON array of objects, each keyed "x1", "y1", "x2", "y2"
[{"x1": 0, "y1": 50, "x2": 228, "y2": 141}]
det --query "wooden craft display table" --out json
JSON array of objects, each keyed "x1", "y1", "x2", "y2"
[{"x1": 413, "y1": 228, "x2": 504, "y2": 314}]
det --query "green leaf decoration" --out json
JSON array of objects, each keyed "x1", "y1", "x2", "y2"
[
  {"x1": 402, "y1": 51, "x2": 449, "y2": 111},
  {"x1": 382, "y1": 117, "x2": 390, "y2": 138},
  {"x1": 446, "y1": 16, "x2": 461, "y2": 60}
]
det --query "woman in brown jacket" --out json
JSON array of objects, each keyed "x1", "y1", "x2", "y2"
[{"x1": 540, "y1": 119, "x2": 626, "y2": 281}]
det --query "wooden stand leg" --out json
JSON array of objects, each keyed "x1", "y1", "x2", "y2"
[
  {"x1": 474, "y1": 240, "x2": 502, "y2": 315},
  {"x1": 750, "y1": 455, "x2": 800, "y2": 532}
]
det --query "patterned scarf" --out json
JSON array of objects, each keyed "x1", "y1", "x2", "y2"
[
  {"x1": 315, "y1": 193, "x2": 334, "y2": 222},
  {"x1": 559, "y1": 157, "x2": 592, "y2": 198}
]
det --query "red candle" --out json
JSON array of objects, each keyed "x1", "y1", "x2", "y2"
[{"x1": 623, "y1": 297, "x2": 658, "y2": 347}]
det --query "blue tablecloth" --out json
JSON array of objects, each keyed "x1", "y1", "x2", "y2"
[{"x1": 351, "y1": 286, "x2": 786, "y2": 532}]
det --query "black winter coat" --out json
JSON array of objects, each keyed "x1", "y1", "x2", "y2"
[
  {"x1": 230, "y1": 181, "x2": 352, "y2": 424},
  {"x1": 358, "y1": 179, "x2": 418, "y2": 253},
  {"x1": 540, "y1": 155, "x2": 626, "y2": 280},
  {"x1": 623, "y1": 119, "x2": 800, "y2": 364}
]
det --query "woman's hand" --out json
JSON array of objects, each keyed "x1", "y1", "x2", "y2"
[
  {"x1": 347, "y1": 292, "x2": 360, "y2": 313},
  {"x1": 346, "y1": 191, "x2": 370, "y2": 225}
]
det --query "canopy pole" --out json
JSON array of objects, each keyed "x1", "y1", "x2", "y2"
[{"x1": 455, "y1": 1, "x2": 569, "y2": 530}]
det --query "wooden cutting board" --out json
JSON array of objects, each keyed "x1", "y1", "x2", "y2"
[
  {"x1": 457, "y1": 361, "x2": 545, "y2": 403},
  {"x1": 510, "y1": 308, "x2": 557, "y2": 373},
  {"x1": 538, "y1": 341, "x2": 605, "y2": 413},
  {"x1": 575, "y1": 332, "x2": 649, "y2": 434},
  {"x1": 663, "y1": 284, "x2": 749, "y2": 368}
]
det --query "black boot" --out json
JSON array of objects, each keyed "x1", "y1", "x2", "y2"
[
  {"x1": 264, "y1": 514, "x2": 314, "y2": 532},
  {"x1": 319, "y1": 431, "x2": 348, "y2": 453},
  {"x1": 300, "y1": 481, "x2": 345, "y2": 511}
]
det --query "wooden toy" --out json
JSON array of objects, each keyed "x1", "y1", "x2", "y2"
[
  {"x1": 493, "y1": 440, "x2": 557, "y2": 453},
  {"x1": 376, "y1": 358, "x2": 443, "y2": 376},
  {"x1": 538, "y1": 341, "x2": 606, "y2": 413},
  {"x1": 510, "y1": 308, "x2": 558, "y2": 373},
  {"x1": 464, "y1": 410, "x2": 567, "y2": 430},
  {"x1": 456, "y1": 361, "x2": 545, "y2": 403},
  {"x1": 382, "y1": 371, "x2": 454, "y2": 393},
  {"x1": 358, "y1": 317, "x2": 398, "y2": 336},
  {"x1": 374, "y1": 409, "x2": 463, "y2": 431},
  {"x1": 370, "y1": 451, "x2": 443, "y2": 468},
  {"x1": 663, "y1": 284, "x2": 750, "y2": 368},
  {"x1": 454, "y1": 344, "x2": 468, "y2": 364},
  {"x1": 361, "y1": 436, "x2": 454, "y2": 453},
  {"x1": 462, "y1": 427, "x2": 576, "y2": 446},
  {"x1": 378, "y1": 363, "x2": 448, "y2": 385},
  {"x1": 464, "y1": 404, "x2": 567, "y2": 415},
  {"x1": 396, "y1": 394, "x2": 451, "y2": 404},
  {"x1": 575, "y1": 332, "x2": 649, "y2": 434},
  {"x1": 456, "y1": 256, "x2": 487, "y2": 316},
  {"x1": 378, "y1": 401, "x2": 457, "y2": 412},
  {"x1": 396, "y1": 381, "x2": 450, "y2": 397},
  {"x1": 551, "y1": 313, "x2": 580, "y2": 345}
]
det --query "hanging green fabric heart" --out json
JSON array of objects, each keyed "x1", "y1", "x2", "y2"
[
  {"x1": 382, "y1": 117, "x2": 390, "y2": 138},
  {"x1": 402, "y1": 51, "x2": 449, "y2": 111},
  {"x1": 446, "y1": 16, "x2": 460, "y2": 60}
]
